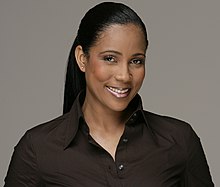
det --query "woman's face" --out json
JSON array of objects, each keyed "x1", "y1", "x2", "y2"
[{"x1": 77, "y1": 24, "x2": 147, "y2": 113}]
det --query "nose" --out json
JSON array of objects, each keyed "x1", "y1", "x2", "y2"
[{"x1": 115, "y1": 63, "x2": 132, "y2": 82}]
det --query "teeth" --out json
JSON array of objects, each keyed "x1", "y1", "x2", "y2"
[{"x1": 108, "y1": 86, "x2": 129, "y2": 94}]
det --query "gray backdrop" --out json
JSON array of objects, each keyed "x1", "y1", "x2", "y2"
[{"x1": 0, "y1": 0, "x2": 219, "y2": 186}]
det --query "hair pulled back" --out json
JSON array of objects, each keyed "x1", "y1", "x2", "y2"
[{"x1": 63, "y1": 2, "x2": 148, "y2": 114}]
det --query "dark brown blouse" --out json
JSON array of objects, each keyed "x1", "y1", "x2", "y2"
[{"x1": 4, "y1": 93, "x2": 214, "y2": 186}]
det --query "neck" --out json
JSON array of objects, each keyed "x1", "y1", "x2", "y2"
[
  {"x1": 82, "y1": 96, "x2": 129, "y2": 133},
  {"x1": 82, "y1": 92, "x2": 133, "y2": 160}
]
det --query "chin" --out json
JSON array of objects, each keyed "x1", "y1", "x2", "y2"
[{"x1": 106, "y1": 99, "x2": 131, "y2": 112}]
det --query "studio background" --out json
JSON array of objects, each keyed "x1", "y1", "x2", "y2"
[{"x1": 0, "y1": 0, "x2": 219, "y2": 186}]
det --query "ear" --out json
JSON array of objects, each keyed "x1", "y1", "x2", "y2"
[{"x1": 75, "y1": 45, "x2": 87, "y2": 72}]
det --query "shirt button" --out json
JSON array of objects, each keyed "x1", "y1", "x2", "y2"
[
  {"x1": 122, "y1": 138, "x2": 128, "y2": 143},
  {"x1": 118, "y1": 164, "x2": 124, "y2": 171},
  {"x1": 129, "y1": 113, "x2": 137, "y2": 123},
  {"x1": 133, "y1": 113, "x2": 137, "y2": 117}
]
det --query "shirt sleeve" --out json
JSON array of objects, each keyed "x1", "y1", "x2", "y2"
[
  {"x1": 182, "y1": 125, "x2": 214, "y2": 186},
  {"x1": 4, "y1": 131, "x2": 43, "y2": 187}
]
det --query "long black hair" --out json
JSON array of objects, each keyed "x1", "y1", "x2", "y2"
[{"x1": 63, "y1": 2, "x2": 148, "y2": 114}]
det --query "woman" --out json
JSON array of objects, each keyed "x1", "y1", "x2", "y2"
[{"x1": 4, "y1": 2, "x2": 214, "y2": 186}]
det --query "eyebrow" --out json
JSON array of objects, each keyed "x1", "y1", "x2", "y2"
[{"x1": 99, "y1": 50, "x2": 146, "y2": 57}]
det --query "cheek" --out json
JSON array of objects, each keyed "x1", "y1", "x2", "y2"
[
  {"x1": 134, "y1": 68, "x2": 145, "y2": 85},
  {"x1": 93, "y1": 69, "x2": 110, "y2": 82},
  {"x1": 88, "y1": 60, "x2": 112, "y2": 82}
]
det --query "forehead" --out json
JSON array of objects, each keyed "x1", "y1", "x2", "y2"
[{"x1": 90, "y1": 24, "x2": 146, "y2": 54}]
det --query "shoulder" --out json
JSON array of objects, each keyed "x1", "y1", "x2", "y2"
[
  {"x1": 142, "y1": 110, "x2": 199, "y2": 147},
  {"x1": 18, "y1": 112, "x2": 70, "y2": 149},
  {"x1": 143, "y1": 110, "x2": 193, "y2": 130},
  {"x1": 28, "y1": 113, "x2": 68, "y2": 135}
]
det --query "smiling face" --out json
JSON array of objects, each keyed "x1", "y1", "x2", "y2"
[{"x1": 75, "y1": 24, "x2": 147, "y2": 113}]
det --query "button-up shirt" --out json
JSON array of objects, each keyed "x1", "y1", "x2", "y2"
[{"x1": 4, "y1": 93, "x2": 214, "y2": 186}]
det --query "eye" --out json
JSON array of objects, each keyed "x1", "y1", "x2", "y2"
[
  {"x1": 130, "y1": 58, "x2": 145, "y2": 65},
  {"x1": 103, "y1": 55, "x2": 117, "y2": 63}
]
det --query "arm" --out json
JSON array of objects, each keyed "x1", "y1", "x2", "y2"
[
  {"x1": 4, "y1": 131, "x2": 43, "y2": 187},
  {"x1": 182, "y1": 126, "x2": 214, "y2": 186}
]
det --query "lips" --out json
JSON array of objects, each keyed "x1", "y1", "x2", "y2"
[{"x1": 106, "y1": 86, "x2": 130, "y2": 98}]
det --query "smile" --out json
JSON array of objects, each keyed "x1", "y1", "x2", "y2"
[{"x1": 106, "y1": 86, "x2": 130, "y2": 98}]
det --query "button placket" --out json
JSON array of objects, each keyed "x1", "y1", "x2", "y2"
[{"x1": 117, "y1": 163, "x2": 126, "y2": 178}]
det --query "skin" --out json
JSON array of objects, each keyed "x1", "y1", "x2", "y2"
[{"x1": 75, "y1": 24, "x2": 147, "y2": 160}]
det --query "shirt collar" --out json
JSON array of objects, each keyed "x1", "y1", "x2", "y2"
[
  {"x1": 63, "y1": 91, "x2": 85, "y2": 149},
  {"x1": 63, "y1": 91, "x2": 155, "y2": 149}
]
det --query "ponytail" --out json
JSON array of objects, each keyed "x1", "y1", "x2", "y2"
[{"x1": 63, "y1": 38, "x2": 86, "y2": 114}]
